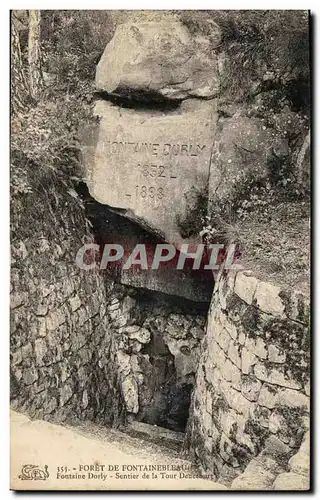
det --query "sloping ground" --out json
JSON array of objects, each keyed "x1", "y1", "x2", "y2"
[
  {"x1": 235, "y1": 201, "x2": 310, "y2": 295},
  {"x1": 10, "y1": 411, "x2": 226, "y2": 491}
]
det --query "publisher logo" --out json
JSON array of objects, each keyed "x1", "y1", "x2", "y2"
[{"x1": 19, "y1": 464, "x2": 49, "y2": 481}]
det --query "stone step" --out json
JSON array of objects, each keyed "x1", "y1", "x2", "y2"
[{"x1": 125, "y1": 420, "x2": 185, "y2": 448}]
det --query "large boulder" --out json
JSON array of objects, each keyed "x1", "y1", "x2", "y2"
[
  {"x1": 209, "y1": 114, "x2": 289, "y2": 208},
  {"x1": 96, "y1": 20, "x2": 221, "y2": 100}
]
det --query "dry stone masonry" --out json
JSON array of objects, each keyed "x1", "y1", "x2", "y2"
[
  {"x1": 10, "y1": 234, "x2": 124, "y2": 426},
  {"x1": 105, "y1": 284, "x2": 207, "y2": 432},
  {"x1": 87, "y1": 99, "x2": 217, "y2": 247},
  {"x1": 187, "y1": 266, "x2": 310, "y2": 487},
  {"x1": 10, "y1": 15, "x2": 310, "y2": 491},
  {"x1": 95, "y1": 20, "x2": 221, "y2": 100}
]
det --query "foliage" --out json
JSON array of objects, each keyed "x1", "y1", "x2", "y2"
[
  {"x1": 181, "y1": 10, "x2": 309, "y2": 109},
  {"x1": 11, "y1": 94, "x2": 96, "y2": 241},
  {"x1": 10, "y1": 11, "x2": 113, "y2": 241}
]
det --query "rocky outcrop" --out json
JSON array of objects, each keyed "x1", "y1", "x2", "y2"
[
  {"x1": 10, "y1": 236, "x2": 124, "y2": 426},
  {"x1": 96, "y1": 20, "x2": 221, "y2": 100}
]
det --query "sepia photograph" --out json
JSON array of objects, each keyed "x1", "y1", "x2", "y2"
[{"x1": 10, "y1": 8, "x2": 311, "y2": 491}]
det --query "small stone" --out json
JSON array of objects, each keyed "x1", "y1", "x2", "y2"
[
  {"x1": 46, "y1": 310, "x2": 66, "y2": 331},
  {"x1": 108, "y1": 301, "x2": 120, "y2": 312},
  {"x1": 190, "y1": 326, "x2": 205, "y2": 340},
  {"x1": 136, "y1": 326, "x2": 152, "y2": 344},
  {"x1": 258, "y1": 383, "x2": 278, "y2": 408},
  {"x1": 238, "y1": 332, "x2": 246, "y2": 345},
  {"x1": 250, "y1": 405, "x2": 271, "y2": 428},
  {"x1": 11, "y1": 350, "x2": 22, "y2": 366},
  {"x1": 110, "y1": 297, "x2": 120, "y2": 306},
  {"x1": 10, "y1": 293, "x2": 26, "y2": 309},
  {"x1": 166, "y1": 315, "x2": 189, "y2": 339},
  {"x1": 130, "y1": 354, "x2": 142, "y2": 374},
  {"x1": 38, "y1": 238, "x2": 50, "y2": 253},
  {"x1": 241, "y1": 375, "x2": 262, "y2": 402},
  {"x1": 228, "y1": 340, "x2": 241, "y2": 368},
  {"x1": 116, "y1": 351, "x2": 131, "y2": 376},
  {"x1": 34, "y1": 338, "x2": 47, "y2": 366},
  {"x1": 254, "y1": 337, "x2": 267, "y2": 359},
  {"x1": 254, "y1": 363, "x2": 302, "y2": 390},
  {"x1": 121, "y1": 324, "x2": 140, "y2": 334},
  {"x1": 221, "y1": 380, "x2": 252, "y2": 416},
  {"x1": 217, "y1": 328, "x2": 230, "y2": 353},
  {"x1": 59, "y1": 384, "x2": 73, "y2": 406},
  {"x1": 21, "y1": 342, "x2": 33, "y2": 360},
  {"x1": 16, "y1": 241, "x2": 28, "y2": 260},
  {"x1": 254, "y1": 281, "x2": 285, "y2": 316},
  {"x1": 263, "y1": 435, "x2": 291, "y2": 461},
  {"x1": 35, "y1": 303, "x2": 48, "y2": 316},
  {"x1": 82, "y1": 390, "x2": 89, "y2": 409},
  {"x1": 273, "y1": 472, "x2": 309, "y2": 490},
  {"x1": 269, "y1": 411, "x2": 286, "y2": 434},
  {"x1": 219, "y1": 434, "x2": 240, "y2": 467},
  {"x1": 13, "y1": 368, "x2": 22, "y2": 382},
  {"x1": 277, "y1": 388, "x2": 309, "y2": 409},
  {"x1": 241, "y1": 347, "x2": 257, "y2": 375},
  {"x1": 23, "y1": 366, "x2": 38, "y2": 385},
  {"x1": 234, "y1": 273, "x2": 258, "y2": 305},
  {"x1": 221, "y1": 358, "x2": 241, "y2": 390},
  {"x1": 130, "y1": 340, "x2": 143, "y2": 353},
  {"x1": 268, "y1": 344, "x2": 286, "y2": 363},
  {"x1": 69, "y1": 295, "x2": 81, "y2": 312},
  {"x1": 174, "y1": 351, "x2": 197, "y2": 378},
  {"x1": 121, "y1": 375, "x2": 139, "y2": 414}
]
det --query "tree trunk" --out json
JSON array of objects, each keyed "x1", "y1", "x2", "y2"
[
  {"x1": 11, "y1": 12, "x2": 29, "y2": 114},
  {"x1": 28, "y1": 10, "x2": 42, "y2": 99},
  {"x1": 296, "y1": 129, "x2": 310, "y2": 185}
]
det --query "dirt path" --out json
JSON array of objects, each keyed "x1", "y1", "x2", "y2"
[{"x1": 10, "y1": 410, "x2": 227, "y2": 491}]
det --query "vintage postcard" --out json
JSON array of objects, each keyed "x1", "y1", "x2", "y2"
[{"x1": 10, "y1": 9, "x2": 310, "y2": 491}]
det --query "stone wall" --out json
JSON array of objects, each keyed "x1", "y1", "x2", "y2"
[
  {"x1": 187, "y1": 267, "x2": 310, "y2": 485},
  {"x1": 106, "y1": 285, "x2": 207, "y2": 432},
  {"x1": 10, "y1": 233, "x2": 124, "y2": 426}
]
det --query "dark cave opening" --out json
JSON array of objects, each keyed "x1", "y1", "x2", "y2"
[{"x1": 77, "y1": 183, "x2": 212, "y2": 434}]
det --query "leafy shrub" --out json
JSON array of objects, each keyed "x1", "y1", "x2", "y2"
[
  {"x1": 41, "y1": 11, "x2": 115, "y2": 92},
  {"x1": 11, "y1": 93, "x2": 95, "y2": 241},
  {"x1": 181, "y1": 10, "x2": 309, "y2": 108}
]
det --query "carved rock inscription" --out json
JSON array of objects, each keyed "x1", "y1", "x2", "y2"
[{"x1": 86, "y1": 99, "x2": 217, "y2": 246}]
